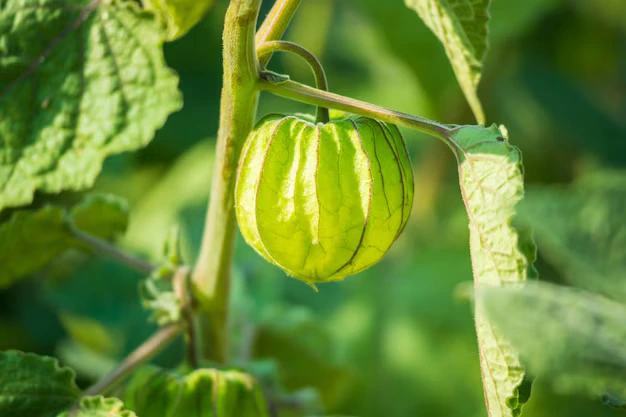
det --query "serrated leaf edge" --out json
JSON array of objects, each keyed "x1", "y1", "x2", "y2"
[{"x1": 446, "y1": 125, "x2": 535, "y2": 417}]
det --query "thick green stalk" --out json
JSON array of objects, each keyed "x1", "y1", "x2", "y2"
[
  {"x1": 260, "y1": 76, "x2": 452, "y2": 138},
  {"x1": 192, "y1": 0, "x2": 262, "y2": 363},
  {"x1": 256, "y1": 0, "x2": 302, "y2": 66}
]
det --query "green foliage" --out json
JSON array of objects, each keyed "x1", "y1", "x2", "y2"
[
  {"x1": 0, "y1": 0, "x2": 181, "y2": 212},
  {"x1": 140, "y1": 227, "x2": 186, "y2": 325},
  {"x1": 71, "y1": 194, "x2": 129, "y2": 240},
  {"x1": 478, "y1": 281, "x2": 626, "y2": 399},
  {"x1": 251, "y1": 307, "x2": 354, "y2": 409},
  {"x1": 142, "y1": 0, "x2": 216, "y2": 41},
  {"x1": 450, "y1": 125, "x2": 536, "y2": 416},
  {"x1": 0, "y1": 350, "x2": 79, "y2": 417},
  {"x1": 404, "y1": 0, "x2": 490, "y2": 123},
  {"x1": 43, "y1": 258, "x2": 158, "y2": 366},
  {"x1": 1, "y1": 1, "x2": 624, "y2": 417},
  {"x1": 57, "y1": 396, "x2": 136, "y2": 417},
  {"x1": 489, "y1": 0, "x2": 560, "y2": 41},
  {"x1": 0, "y1": 193, "x2": 128, "y2": 288},
  {"x1": 140, "y1": 277, "x2": 181, "y2": 325},
  {"x1": 489, "y1": 170, "x2": 626, "y2": 407},
  {"x1": 518, "y1": 171, "x2": 626, "y2": 302},
  {"x1": 58, "y1": 312, "x2": 121, "y2": 357},
  {"x1": 124, "y1": 365, "x2": 269, "y2": 417},
  {"x1": 0, "y1": 207, "x2": 67, "y2": 287},
  {"x1": 123, "y1": 139, "x2": 215, "y2": 259},
  {"x1": 603, "y1": 393, "x2": 626, "y2": 409}
]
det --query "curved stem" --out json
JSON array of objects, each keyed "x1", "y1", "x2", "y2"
[
  {"x1": 82, "y1": 323, "x2": 182, "y2": 396},
  {"x1": 257, "y1": 41, "x2": 329, "y2": 123},
  {"x1": 256, "y1": 0, "x2": 303, "y2": 67},
  {"x1": 260, "y1": 75, "x2": 452, "y2": 139}
]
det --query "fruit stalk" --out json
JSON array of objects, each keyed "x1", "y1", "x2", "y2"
[{"x1": 257, "y1": 40, "x2": 330, "y2": 123}]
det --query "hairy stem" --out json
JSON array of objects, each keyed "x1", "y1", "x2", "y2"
[
  {"x1": 70, "y1": 228, "x2": 154, "y2": 274},
  {"x1": 173, "y1": 266, "x2": 198, "y2": 369},
  {"x1": 82, "y1": 323, "x2": 182, "y2": 396},
  {"x1": 260, "y1": 76, "x2": 452, "y2": 139},
  {"x1": 257, "y1": 41, "x2": 329, "y2": 123},
  {"x1": 256, "y1": 0, "x2": 302, "y2": 67},
  {"x1": 191, "y1": 0, "x2": 262, "y2": 364}
]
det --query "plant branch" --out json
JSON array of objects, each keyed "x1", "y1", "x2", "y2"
[
  {"x1": 260, "y1": 75, "x2": 453, "y2": 139},
  {"x1": 191, "y1": 0, "x2": 262, "y2": 364},
  {"x1": 173, "y1": 266, "x2": 199, "y2": 369},
  {"x1": 257, "y1": 41, "x2": 329, "y2": 123},
  {"x1": 256, "y1": 0, "x2": 302, "y2": 67},
  {"x1": 82, "y1": 323, "x2": 182, "y2": 396},
  {"x1": 70, "y1": 228, "x2": 154, "y2": 274}
]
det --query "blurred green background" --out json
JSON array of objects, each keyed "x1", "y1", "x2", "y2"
[{"x1": 1, "y1": 0, "x2": 625, "y2": 416}]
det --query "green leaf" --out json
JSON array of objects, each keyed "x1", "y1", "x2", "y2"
[
  {"x1": 0, "y1": 0, "x2": 182, "y2": 212},
  {"x1": 0, "y1": 350, "x2": 79, "y2": 417},
  {"x1": 478, "y1": 281, "x2": 626, "y2": 399},
  {"x1": 124, "y1": 365, "x2": 269, "y2": 417},
  {"x1": 55, "y1": 339, "x2": 118, "y2": 381},
  {"x1": 0, "y1": 193, "x2": 128, "y2": 288},
  {"x1": 57, "y1": 396, "x2": 136, "y2": 417},
  {"x1": 404, "y1": 0, "x2": 490, "y2": 123},
  {"x1": 70, "y1": 194, "x2": 129, "y2": 241},
  {"x1": 450, "y1": 124, "x2": 536, "y2": 417},
  {"x1": 58, "y1": 312, "x2": 122, "y2": 356},
  {"x1": 518, "y1": 170, "x2": 626, "y2": 303},
  {"x1": 142, "y1": 0, "x2": 216, "y2": 41}
]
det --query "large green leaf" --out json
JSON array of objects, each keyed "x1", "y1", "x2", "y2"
[
  {"x1": 0, "y1": 0, "x2": 182, "y2": 212},
  {"x1": 0, "y1": 350, "x2": 79, "y2": 417},
  {"x1": 0, "y1": 193, "x2": 128, "y2": 288},
  {"x1": 124, "y1": 365, "x2": 269, "y2": 417},
  {"x1": 478, "y1": 281, "x2": 626, "y2": 399},
  {"x1": 404, "y1": 0, "x2": 490, "y2": 123},
  {"x1": 57, "y1": 396, "x2": 136, "y2": 417},
  {"x1": 518, "y1": 171, "x2": 626, "y2": 302},
  {"x1": 449, "y1": 125, "x2": 536, "y2": 417},
  {"x1": 142, "y1": 0, "x2": 216, "y2": 41}
]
